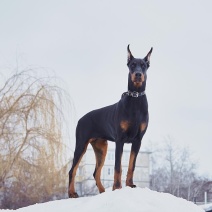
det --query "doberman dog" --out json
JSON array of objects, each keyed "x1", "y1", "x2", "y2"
[{"x1": 68, "y1": 45, "x2": 153, "y2": 198}]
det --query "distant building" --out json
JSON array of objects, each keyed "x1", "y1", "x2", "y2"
[
  {"x1": 75, "y1": 147, "x2": 151, "y2": 196},
  {"x1": 199, "y1": 181, "x2": 212, "y2": 204}
]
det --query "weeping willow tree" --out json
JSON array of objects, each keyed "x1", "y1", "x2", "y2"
[{"x1": 0, "y1": 70, "x2": 71, "y2": 209}]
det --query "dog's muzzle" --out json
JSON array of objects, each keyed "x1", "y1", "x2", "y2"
[{"x1": 134, "y1": 72, "x2": 142, "y2": 82}]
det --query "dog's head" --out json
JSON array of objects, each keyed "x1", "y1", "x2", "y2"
[{"x1": 127, "y1": 45, "x2": 152, "y2": 89}]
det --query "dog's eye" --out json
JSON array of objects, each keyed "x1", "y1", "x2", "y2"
[
  {"x1": 141, "y1": 63, "x2": 146, "y2": 69},
  {"x1": 131, "y1": 63, "x2": 136, "y2": 68}
]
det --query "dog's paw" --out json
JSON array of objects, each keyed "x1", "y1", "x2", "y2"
[
  {"x1": 128, "y1": 185, "x2": 136, "y2": 188},
  {"x1": 69, "y1": 192, "x2": 79, "y2": 198}
]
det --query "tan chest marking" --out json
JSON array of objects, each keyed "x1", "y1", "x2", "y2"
[
  {"x1": 120, "y1": 120, "x2": 130, "y2": 132},
  {"x1": 140, "y1": 122, "x2": 147, "y2": 132}
]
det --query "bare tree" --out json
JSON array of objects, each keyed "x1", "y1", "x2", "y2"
[
  {"x1": 149, "y1": 136, "x2": 207, "y2": 201},
  {"x1": 0, "y1": 70, "x2": 71, "y2": 209}
]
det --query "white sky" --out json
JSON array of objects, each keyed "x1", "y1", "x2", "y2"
[{"x1": 0, "y1": 1, "x2": 212, "y2": 177}]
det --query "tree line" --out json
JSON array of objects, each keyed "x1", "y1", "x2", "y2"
[
  {"x1": 149, "y1": 136, "x2": 211, "y2": 203},
  {"x1": 0, "y1": 70, "x2": 70, "y2": 209}
]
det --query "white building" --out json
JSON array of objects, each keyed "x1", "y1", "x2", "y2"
[{"x1": 75, "y1": 147, "x2": 151, "y2": 196}]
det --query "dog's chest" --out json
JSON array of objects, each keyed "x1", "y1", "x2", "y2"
[
  {"x1": 114, "y1": 96, "x2": 148, "y2": 141},
  {"x1": 118, "y1": 110, "x2": 148, "y2": 140},
  {"x1": 120, "y1": 116, "x2": 144, "y2": 131}
]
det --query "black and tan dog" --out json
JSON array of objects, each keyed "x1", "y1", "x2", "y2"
[{"x1": 68, "y1": 45, "x2": 153, "y2": 198}]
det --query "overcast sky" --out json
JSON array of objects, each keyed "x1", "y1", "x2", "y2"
[{"x1": 0, "y1": 0, "x2": 212, "y2": 177}]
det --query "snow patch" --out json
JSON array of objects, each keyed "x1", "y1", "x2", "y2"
[{"x1": 1, "y1": 187, "x2": 204, "y2": 212}]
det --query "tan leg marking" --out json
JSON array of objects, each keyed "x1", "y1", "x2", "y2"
[
  {"x1": 113, "y1": 152, "x2": 123, "y2": 190},
  {"x1": 69, "y1": 139, "x2": 94, "y2": 198},
  {"x1": 126, "y1": 151, "x2": 135, "y2": 186},
  {"x1": 113, "y1": 170, "x2": 122, "y2": 190},
  {"x1": 91, "y1": 139, "x2": 108, "y2": 193}
]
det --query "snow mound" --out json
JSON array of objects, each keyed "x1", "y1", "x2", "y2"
[
  {"x1": 9, "y1": 187, "x2": 203, "y2": 212},
  {"x1": 201, "y1": 203, "x2": 212, "y2": 211}
]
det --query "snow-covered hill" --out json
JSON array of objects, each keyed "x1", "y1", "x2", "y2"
[{"x1": 1, "y1": 187, "x2": 204, "y2": 212}]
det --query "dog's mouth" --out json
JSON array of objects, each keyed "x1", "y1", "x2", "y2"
[
  {"x1": 134, "y1": 77, "x2": 142, "y2": 82},
  {"x1": 130, "y1": 73, "x2": 145, "y2": 88}
]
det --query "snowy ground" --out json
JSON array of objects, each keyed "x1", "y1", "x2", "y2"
[
  {"x1": 201, "y1": 203, "x2": 212, "y2": 211},
  {"x1": 1, "y1": 187, "x2": 204, "y2": 212}
]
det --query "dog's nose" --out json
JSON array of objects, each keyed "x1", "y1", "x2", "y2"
[{"x1": 135, "y1": 72, "x2": 142, "y2": 77}]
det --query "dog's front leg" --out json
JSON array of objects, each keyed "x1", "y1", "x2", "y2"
[
  {"x1": 113, "y1": 141, "x2": 124, "y2": 190},
  {"x1": 126, "y1": 140, "x2": 141, "y2": 188}
]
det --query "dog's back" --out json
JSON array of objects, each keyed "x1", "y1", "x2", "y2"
[{"x1": 76, "y1": 103, "x2": 117, "y2": 142}]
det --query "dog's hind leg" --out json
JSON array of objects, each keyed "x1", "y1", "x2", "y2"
[
  {"x1": 68, "y1": 141, "x2": 89, "y2": 198},
  {"x1": 91, "y1": 139, "x2": 108, "y2": 193}
]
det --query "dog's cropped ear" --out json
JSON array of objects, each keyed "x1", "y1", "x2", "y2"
[
  {"x1": 144, "y1": 47, "x2": 153, "y2": 65},
  {"x1": 127, "y1": 44, "x2": 134, "y2": 64}
]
